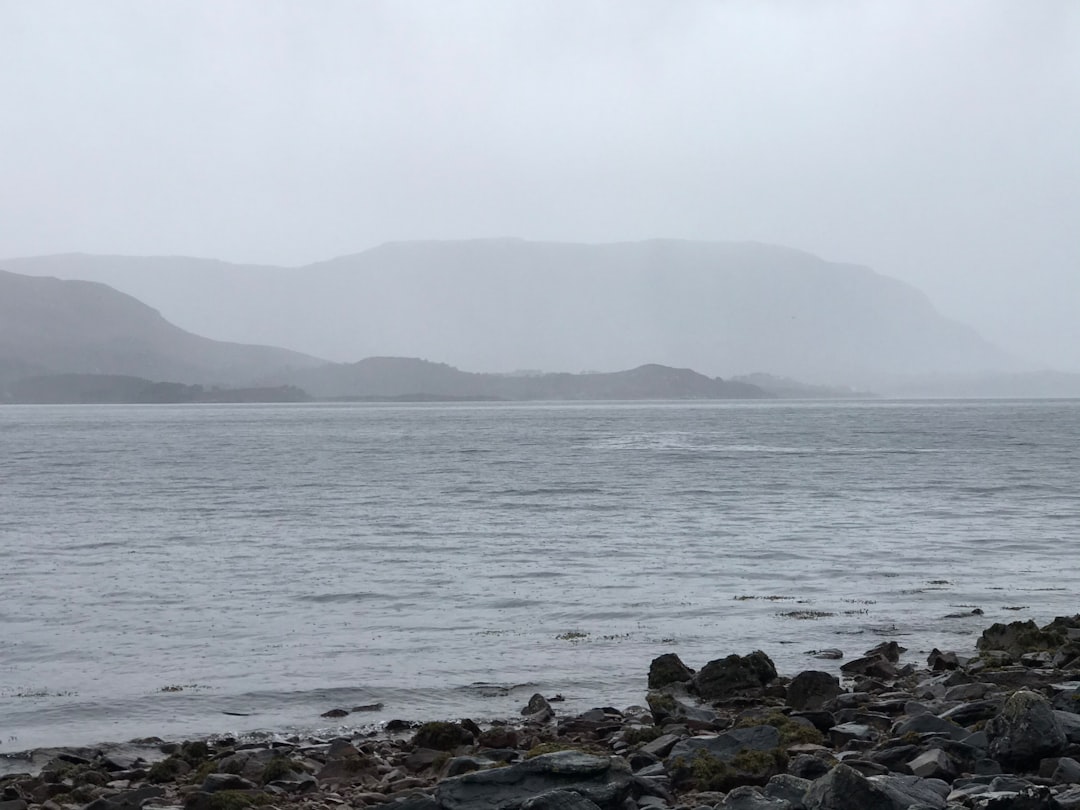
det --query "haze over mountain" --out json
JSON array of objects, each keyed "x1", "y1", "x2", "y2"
[
  {"x1": 0, "y1": 269, "x2": 323, "y2": 385},
  {"x1": 3, "y1": 239, "x2": 1016, "y2": 388}
]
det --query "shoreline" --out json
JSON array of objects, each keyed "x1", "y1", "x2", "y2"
[{"x1": 6, "y1": 615, "x2": 1080, "y2": 809}]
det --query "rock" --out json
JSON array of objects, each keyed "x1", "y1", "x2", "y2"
[
  {"x1": 648, "y1": 654, "x2": 695, "y2": 689},
  {"x1": 787, "y1": 672, "x2": 842, "y2": 712},
  {"x1": 693, "y1": 652, "x2": 778, "y2": 701},
  {"x1": 720, "y1": 785, "x2": 793, "y2": 809},
  {"x1": 0, "y1": 801, "x2": 28, "y2": 810},
  {"x1": 871, "y1": 774, "x2": 949, "y2": 808},
  {"x1": 986, "y1": 690, "x2": 1067, "y2": 769},
  {"x1": 839, "y1": 656, "x2": 898, "y2": 680},
  {"x1": 81, "y1": 785, "x2": 165, "y2": 810},
  {"x1": 803, "y1": 764, "x2": 894, "y2": 809},
  {"x1": 321, "y1": 708, "x2": 350, "y2": 718},
  {"x1": 200, "y1": 773, "x2": 259, "y2": 793},
  {"x1": 828, "y1": 723, "x2": 876, "y2": 748},
  {"x1": 977, "y1": 620, "x2": 1065, "y2": 659},
  {"x1": 969, "y1": 786, "x2": 1060, "y2": 809},
  {"x1": 892, "y1": 713, "x2": 969, "y2": 741},
  {"x1": 479, "y1": 727, "x2": 520, "y2": 748},
  {"x1": 1054, "y1": 709, "x2": 1080, "y2": 743},
  {"x1": 640, "y1": 734, "x2": 682, "y2": 759},
  {"x1": 788, "y1": 754, "x2": 833, "y2": 781},
  {"x1": 520, "y1": 791, "x2": 604, "y2": 810},
  {"x1": 1051, "y1": 757, "x2": 1080, "y2": 784},
  {"x1": 667, "y1": 726, "x2": 782, "y2": 767},
  {"x1": 445, "y1": 756, "x2": 490, "y2": 778},
  {"x1": 411, "y1": 721, "x2": 475, "y2": 751},
  {"x1": 927, "y1": 649, "x2": 960, "y2": 671},
  {"x1": 436, "y1": 752, "x2": 631, "y2": 810},
  {"x1": 764, "y1": 773, "x2": 811, "y2": 807},
  {"x1": 906, "y1": 749, "x2": 957, "y2": 781},
  {"x1": 865, "y1": 642, "x2": 906, "y2": 663},
  {"x1": 523, "y1": 694, "x2": 553, "y2": 716},
  {"x1": 352, "y1": 702, "x2": 384, "y2": 712}
]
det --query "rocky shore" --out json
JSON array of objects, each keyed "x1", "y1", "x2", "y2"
[{"x1": 7, "y1": 615, "x2": 1080, "y2": 810}]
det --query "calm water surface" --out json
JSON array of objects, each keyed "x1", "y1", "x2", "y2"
[{"x1": 2, "y1": 400, "x2": 1079, "y2": 756}]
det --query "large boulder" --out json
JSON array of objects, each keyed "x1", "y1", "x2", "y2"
[
  {"x1": 803, "y1": 764, "x2": 947, "y2": 810},
  {"x1": 412, "y1": 721, "x2": 475, "y2": 751},
  {"x1": 648, "y1": 653, "x2": 695, "y2": 689},
  {"x1": 694, "y1": 651, "x2": 778, "y2": 701},
  {"x1": 666, "y1": 726, "x2": 784, "y2": 791},
  {"x1": 986, "y1": 690, "x2": 1067, "y2": 769},
  {"x1": 786, "y1": 671, "x2": 842, "y2": 711},
  {"x1": 977, "y1": 620, "x2": 1066, "y2": 660},
  {"x1": 436, "y1": 752, "x2": 631, "y2": 810}
]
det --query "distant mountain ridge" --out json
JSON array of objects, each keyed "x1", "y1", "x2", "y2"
[
  {"x1": 1, "y1": 239, "x2": 1018, "y2": 387},
  {"x1": 269, "y1": 356, "x2": 768, "y2": 400},
  {"x1": 0, "y1": 268, "x2": 324, "y2": 384}
]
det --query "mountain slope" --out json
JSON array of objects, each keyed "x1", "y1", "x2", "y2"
[
  {"x1": 2, "y1": 240, "x2": 1016, "y2": 385},
  {"x1": 0, "y1": 269, "x2": 324, "y2": 384}
]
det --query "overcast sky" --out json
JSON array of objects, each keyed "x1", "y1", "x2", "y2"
[{"x1": 2, "y1": 1, "x2": 1078, "y2": 368}]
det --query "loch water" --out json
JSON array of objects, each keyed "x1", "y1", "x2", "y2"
[{"x1": 2, "y1": 400, "x2": 1079, "y2": 756}]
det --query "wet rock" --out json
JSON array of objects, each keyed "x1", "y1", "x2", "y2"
[
  {"x1": 321, "y1": 708, "x2": 350, "y2": 719},
  {"x1": 977, "y1": 620, "x2": 1065, "y2": 659},
  {"x1": 865, "y1": 642, "x2": 906, "y2": 663},
  {"x1": 81, "y1": 785, "x2": 165, "y2": 810},
  {"x1": 436, "y1": 751, "x2": 631, "y2": 810},
  {"x1": 786, "y1": 672, "x2": 842, "y2": 712},
  {"x1": 839, "y1": 656, "x2": 898, "y2": 681},
  {"x1": 720, "y1": 785, "x2": 792, "y2": 809},
  {"x1": 763, "y1": 773, "x2": 811, "y2": 807},
  {"x1": 927, "y1": 649, "x2": 960, "y2": 671},
  {"x1": 986, "y1": 690, "x2": 1067, "y2": 769},
  {"x1": 969, "y1": 786, "x2": 1059, "y2": 809},
  {"x1": 520, "y1": 790, "x2": 604, "y2": 810},
  {"x1": 693, "y1": 652, "x2": 778, "y2": 701},
  {"x1": 412, "y1": 721, "x2": 475, "y2": 752},
  {"x1": 200, "y1": 773, "x2": 258, "y2": 793},
  {"x1": 523, "y1": 694, "x2": 553, "y2": 716},
  {"x1": 648, "y1": 654, "x2": 695, "y2": 690}
]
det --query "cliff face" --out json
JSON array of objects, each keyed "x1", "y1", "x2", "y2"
[
  {"x1": 3, "y1": 240, "x2": 1015, "y2": 387},
  {"x1": 0, "y1": 269, "x2": 324, "y2": 384}
]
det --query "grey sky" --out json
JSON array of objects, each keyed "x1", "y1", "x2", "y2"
[{"x1": 2, "y1": 1, "x2": 1078, "y2": 368}]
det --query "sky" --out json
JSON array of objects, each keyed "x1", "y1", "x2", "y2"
[{"x1": 2, "y1": 1, "x2": 1078, "y2": 369}]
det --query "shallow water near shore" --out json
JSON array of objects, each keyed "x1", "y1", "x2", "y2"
[{"x1": 2, "y1": 399, "x2": 1079, "y2": 756}]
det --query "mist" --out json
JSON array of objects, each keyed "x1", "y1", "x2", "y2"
[{"x1": 2, "y1": 1, "x2": 1078, "y2": 370}]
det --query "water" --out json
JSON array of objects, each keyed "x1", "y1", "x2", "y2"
[{"x1": 2, "y1": 400, "x2": 1079, "y2": 757}]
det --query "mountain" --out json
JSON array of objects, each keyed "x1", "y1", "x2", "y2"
[
  {"x1": 271, "y1": 356, "x2": 768, "y2": 400},
  {"x1": 0, "y1": 269, "x2": 324, "y2": 384},
  {"x1": 3, "y1": 240, "x2": 1016, "y2": 386},
  {"x1": 3, "y1": 374, "x2": 310, "y2": 404}
]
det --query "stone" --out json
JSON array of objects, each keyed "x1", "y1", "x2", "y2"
[
  {"x1": 986, "y1": 690, "x2": 1067, "y2": 769},
  {"x1": 639, "y1": 734, "x2": 682, "y2": 759},
  {"x1": 445, "y1": 756, "x2": 490, "y2": 778},
  {"x1": 1051, "y1": 757, "x2": 1080, "y2": 784},
  {"x1": 693, "y1": 651, "x2": 778, "y2": 701},
  {"x1": 523, "y1": 694, "x2": 553, "y2": 716},
  {"x1": 906, "y1": 749, "x2": 957, "y2": 781},
  {"x1": 667, "y1": 726, "x2": 781, "y2": 767},
  {"x1": 82, "y1": 786, "x2": 165, "y2": 810},
  {"x1": 927, "y1": 649, "x2": 959, "y2": 671},
  {"x1": 199, "y1": 773, "x2": 258, "y2": 793},
  {"x1": 802, "y1": 764, "x2": 894, "y2": 810},
  {"x1": 870, "y1": 773, "x2": 949, "y2": 808},
  {"x1": 977, "y1": 620, "x2": 1065, "y2": 659},
  {"x1": 787, "y1": 754, "x2": 833, "y2": 781},
  {"x1": 1054, "y1": 709, "x2": 1080, "y2": 743},
  {"x1": 787, "y1": 672, "x2": 842, "y2": 712},
  {"x1": 892, "y1": 713, "x2": 969, "y2": 741},
  {"x1": 720, "y1": 785, "x2": 793, "y2": 809},
  {"x1": 839, "y1": 656, "x2": 898, "y2": 680},
  {"x1": 648, "y1": 654, "x2": 695, "y2": 689},
  {"x1": 828, "y1": 723, "x2": 875, "y2": 748},
  {"x1": 436, "y1": 752, "x2": 631, "y2": 810},
  {"x1": 763, "y1": 773, "x2": 811, "y2": 807},
  {"x1": 519, "y1": 790, "x2": 603, "y2": 810},
  {"x1": 865, "y1": 642, "x2": 906, "y2": 663},
  {"x1": 412, "y1": 721, "x2": 475, "y2": 751}
]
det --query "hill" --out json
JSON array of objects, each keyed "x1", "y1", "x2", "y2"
[
  {"x1": 1, "y1": 240, "x2": 1016, "y2": 387},
  {"x1": 0, "y1": 269, "x2": 324, "y2": 384},
  {"x1": 274, "y1": 357, "x2": 768, "y2": 400}
]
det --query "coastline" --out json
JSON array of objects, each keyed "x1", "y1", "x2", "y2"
[{"x1": 6, "y1": 616, "x2": 1080, "y2": 809}]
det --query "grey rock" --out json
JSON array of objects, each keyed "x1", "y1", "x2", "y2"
[
  {"x1": 721, "y1": 785, "x2": 792, "y2": 809},
  {"x1": 445, "y1": 756, "x2": 492, "y2": 778},
  {"x1": 1052, "y1": 756, "x2": 1080, "y2": 784},
  {"x1": 648, "y1": 654, "x2": 695, "y2": 690},
  {"x1": 764, "y1": 774, "x2": 811, "y2": 808},
  {"x1": 520, "y1": 790, "x2": 604, "y2": 810},
  {"x1": 870, "y1": 774, "x2": 949, "y2": 808},
  {"x1": 969, "y1": 786, "x2": 1059, "y2": 809},
  {"x1": 200, "y1": 773, "x2": 259, "y2": 793},
  {"x1": 787, "y1": 754, "x2": 833, "y2": 781},
  {"x1": 693, "y1": 652, "x2": 777, "y2": 700},
  {"x1": 787, "y1": 672, "x2": 842, "y2": 712},
  {"x1": 892, "y1": 714, "x2": 969, "y2": 741},
  {"x1": 523, "y1": 694, "x2": 553, "y2": 716},
  {"x1": 82, "y1": 786, "x2": 165, "y2": 810},
  {"x1": 436, "y1": 752, "x2": 631, "y2": 810},
  {"x1": 804, "y1": 765, "x2": 947, "y2": 810},
  {"x1": 1057, "y1": 785, "x2": 1080, "y2": 810},
  {"x1": 640, "y1": 734, "x2": 683, "y2": 759},
  {"x1": 1054, "y1": 709, "x2": 1080, "y2": 743},
  {"x1": 828, "y1": 723, "x2": 876, "y2": 747},
  {"x1": 907, "y1": 750, "x2": 957, "y2": 781},
  {"x1": 667, "y1": 726, "x2": 781, "y2": 767},
  {"x1": 986, "y1": 690, "x2": 1067, "y2": 769}
]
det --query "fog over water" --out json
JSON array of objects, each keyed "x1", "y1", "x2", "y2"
[{"x1": 2, "y1": 1, "x2": 1079, "y2": 369}]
